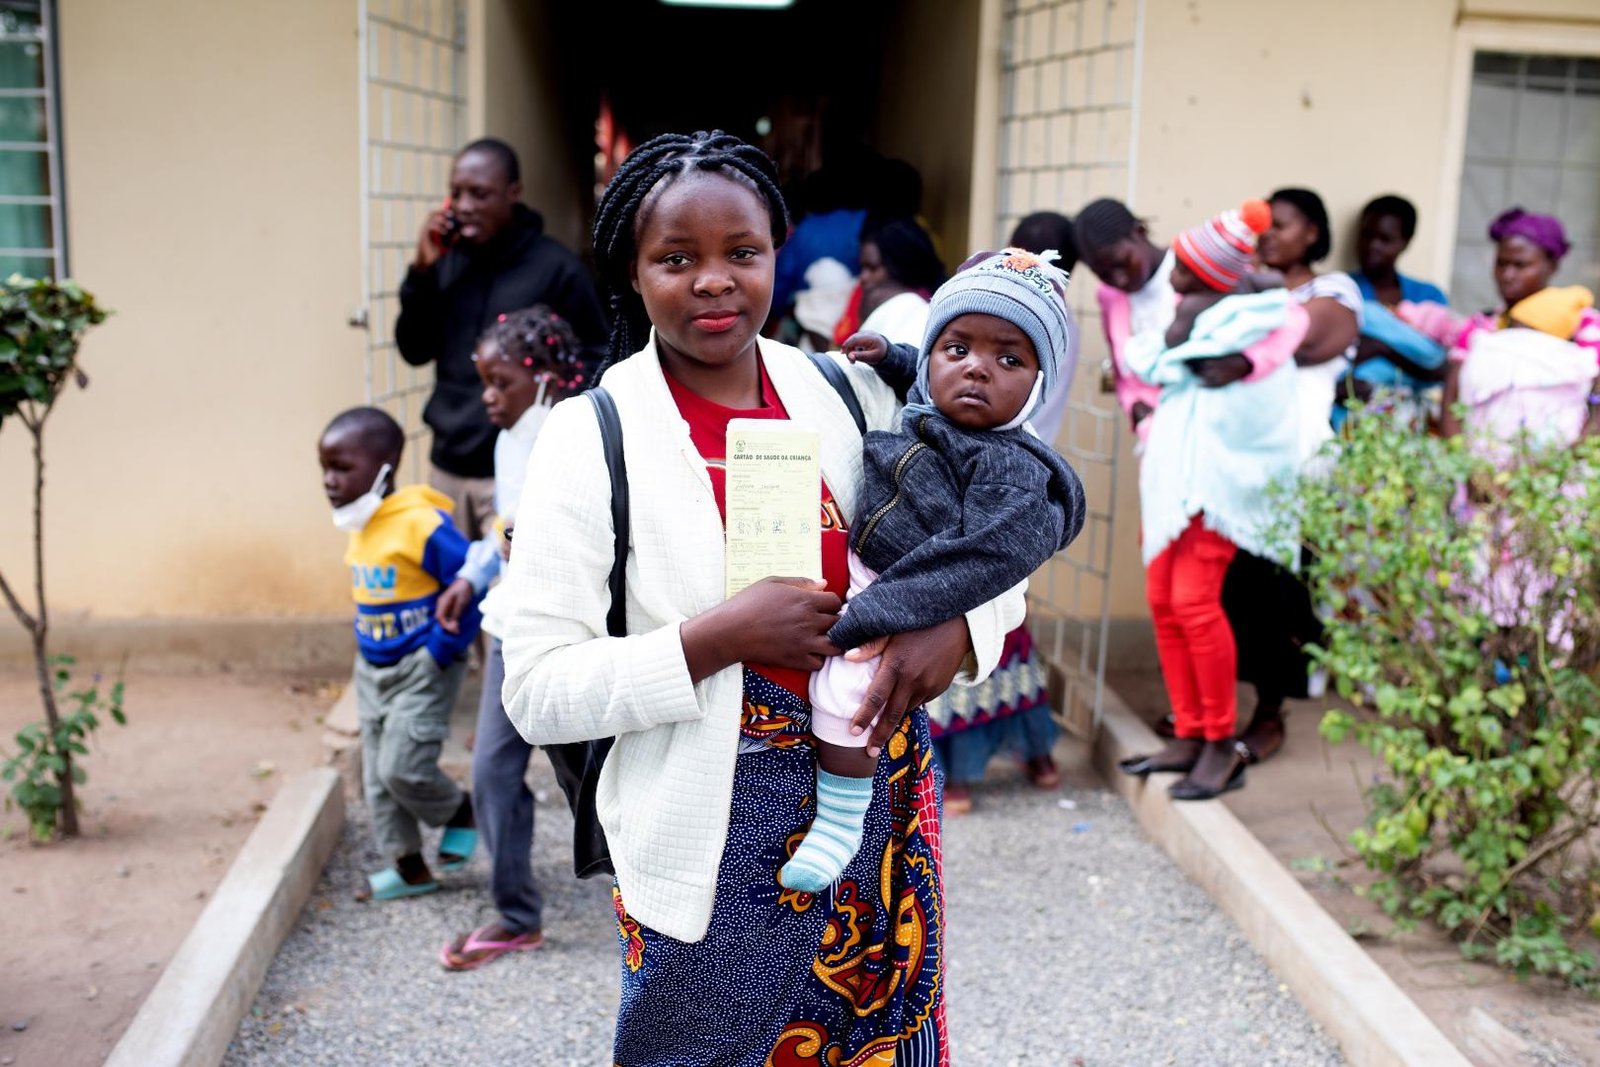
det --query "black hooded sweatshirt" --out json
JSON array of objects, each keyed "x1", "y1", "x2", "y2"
[{"x1": 395, "y1": 204, "x2": 608, "y2": 477}]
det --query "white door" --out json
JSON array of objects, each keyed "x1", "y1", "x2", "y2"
[{"x1": 354, "y1": 0, "x2": 467, "y2": 479}]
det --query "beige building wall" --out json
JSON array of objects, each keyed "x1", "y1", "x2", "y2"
[
  {"x1": 0, "y1": 0, "x2": 366, "y2": 619},
  {"x1": 1133, "y1": 0, "x2": 1460, "y2": 280},
  {"x1": 875, "y1": 0, "x2": 982, "y2": 263},
  {"x1": 1100, "y1": 0, "x2": 1463, "y2": 621}
]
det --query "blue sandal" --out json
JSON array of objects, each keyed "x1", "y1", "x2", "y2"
[
  {"x1": 438, "y1": 826, "x2": 478, "y2": 872},
  {"x1": 360, "y1": 866, "x2": 440, "y2": 902}
]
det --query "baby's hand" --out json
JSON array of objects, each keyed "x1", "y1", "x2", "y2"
[
  {"x1": 843, "y1": 636, "x2": 889, "y2": 662},
  {"x1": 1188, "y1": 353, "x2": 1252, "y2": 389},
  {"x1": 435, "y1": 578, "x2": 475, "y2": 634},
  {"x1": 841, "y1": 330, "x2": 890, "y2": 365}
]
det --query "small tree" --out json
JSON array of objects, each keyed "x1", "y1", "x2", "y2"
[
  {"x1": 1300, "y1": 409, "x2": 1600, "y2": 990},
  {"x1": 0, "y1": 274, "x2": 113, "y2": 839}
]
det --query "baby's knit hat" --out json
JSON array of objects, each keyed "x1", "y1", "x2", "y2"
[
  {"x1": 918, "y1": 247, "x2": 1074, "y2": 428},
  {"x1": 1174, "y1": 199, "x2": 1272, "y2": 292}
]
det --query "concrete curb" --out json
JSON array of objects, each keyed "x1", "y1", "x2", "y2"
[
  {"x1": 104, "y1": 768, "x2": 345, "y2": 1067},
  {"x1": 321, "y1": 684, "x2": 362, "y2": 789},
  {"x1": 1094, "y1": 690, "x2": 1472, "y2": 1067}
]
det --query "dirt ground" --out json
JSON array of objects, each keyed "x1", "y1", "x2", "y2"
[
  {"x1": 0, "y1": 667, "x2": 332, "y2": 1067},
  {"x1": 1110, "y1": 669, "x2": 1600, "y2": 1066}
]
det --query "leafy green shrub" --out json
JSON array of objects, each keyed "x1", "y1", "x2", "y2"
[
  {"x1": 0, "y1": 275, "x2": 114, "y2": 839},
  {"x1": 2, "y1": 656, "x2": 124, "y2": 840},
  {"x1": 1300, "y1": 411, "x2": 1600, "y2": 990}
]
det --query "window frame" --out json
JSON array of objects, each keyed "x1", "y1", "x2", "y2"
[
  {"x1": 1434, "y1": 18, "x2": 1600, "y2": 292},
  {"x1": 0, "y1": 0, "x2": 65, "y2": 279}
]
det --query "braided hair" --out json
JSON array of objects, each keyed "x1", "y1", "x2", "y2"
[
  {"x1": 1072, "y1": 198, "x2": 1141, "y2": 257},
  {"x1": 477, "y1": 305, "x2": 587, "y2": 394},
  {"x1": 589, "y1": 130, "x2": 789, "y2": 379}
]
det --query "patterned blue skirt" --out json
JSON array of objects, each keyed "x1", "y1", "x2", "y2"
[{"x1": 611, "y1": 669, "x2": 948, "y2": 1067}]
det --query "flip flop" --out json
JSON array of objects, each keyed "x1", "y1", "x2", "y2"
[
  {"x1": 359, "y1": 866, "x2": 440, "y2": 902},
  {"x1": 439, "y1": 925, "x2": 545, "y2": 972},
  {"x1": 438, "y1": 826, "x2": 478, "y2": 872}
]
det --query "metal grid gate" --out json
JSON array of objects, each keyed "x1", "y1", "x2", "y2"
[
  {"x1": 993, "y1": 0, "x2": 1144, "y2": 738},
  {"x1": 356, "y1": 0, "x2": 467, "y2": 480}
]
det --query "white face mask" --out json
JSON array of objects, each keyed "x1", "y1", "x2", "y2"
[
  {"x1": 506, "y1": 380, "x2": 555, "y2": 440},
  {"x1": 331, "y1": 463, "x2": 392, "y2": 533}
]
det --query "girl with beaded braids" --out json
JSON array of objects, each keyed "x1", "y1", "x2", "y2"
[
  {"x1": 432, "y1": 304, "x2": 587, "y2": 972},
  {"x1": 497, "y1": 130, "x2": 1022, "y2": 1064}
]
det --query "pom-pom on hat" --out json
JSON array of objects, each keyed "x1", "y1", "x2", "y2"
[
  {"x1": 917, "y1": 247, "x2": 1074, "y2": 428},
  {"x1": 1173, "y1": 199, "x2": 1271, "y2": 292}
]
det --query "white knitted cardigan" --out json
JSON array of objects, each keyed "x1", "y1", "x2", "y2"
[{"x1": 498, "y1": 334, "x2": 1023, "y2": 942}]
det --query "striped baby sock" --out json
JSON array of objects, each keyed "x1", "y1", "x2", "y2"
[{"x1": 778, "y1": 771, "x2": 874, "y2": 893}]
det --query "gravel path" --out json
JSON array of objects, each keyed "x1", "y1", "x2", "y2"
[{"x1": 226, "y1": 754, "x2": 1344, "y2": 1066}]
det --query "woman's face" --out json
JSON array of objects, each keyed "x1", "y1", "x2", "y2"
[
  {"x1": 1258, "y1": 200, "x2": 1318, "y2": 271},
  {"x1": 630, "y1": 170, "x2": 775, "y2": 376},
  {"x1": 858, "y1": 240, "x2": 888, "y2": 291},
  {"x1": 1082, "y1": 232, "x2": 1155, "y2": 293},
  {"x1": 1493, "y1": 235, "x2": 1556, "y2": 307},
  {"x1": 1356, "y1": 212, "x2": 1409, "y2": 278}
]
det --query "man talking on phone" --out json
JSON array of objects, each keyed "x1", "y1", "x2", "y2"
[{"x1": 395, "y1": 137, "x2": 607, "y2": 539}]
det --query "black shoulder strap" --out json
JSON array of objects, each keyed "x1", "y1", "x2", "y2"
[
  {"x1": 585, "y1": 387, "x2": 629, "y2": 639},
  {"x1": 808, "y1": 352, "x2": 867, "y2": 437}
]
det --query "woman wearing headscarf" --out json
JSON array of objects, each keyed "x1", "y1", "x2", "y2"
[{"x1": 1441, "y1": 207, "x2": 1600, "y2": 448}]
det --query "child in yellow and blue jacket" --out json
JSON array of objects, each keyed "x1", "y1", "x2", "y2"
[{"x1": 319, "y1": 406, "x2": 483, "y2": 902}]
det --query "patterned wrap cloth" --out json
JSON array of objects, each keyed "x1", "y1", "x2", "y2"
[{"x1": 612, "y1": 669, "x2": 948, "y2": 1067}]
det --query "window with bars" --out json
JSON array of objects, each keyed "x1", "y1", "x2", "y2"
[
  {"x1": 1452, "y1": 51, "x2": 1600, "y2": 314},
  {"x1": 0, "y1": 0, "x2": 62, "y2": 280}
]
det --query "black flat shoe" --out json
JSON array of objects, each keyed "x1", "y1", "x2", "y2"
[
  {"x1": 1118, "y1": 751, "x2": 1200, "y2": 777},
  {"x1": 1238, "y1": 713, "x2": 1286, "y2": 765},
  {"x1": 1153, "y1": 714, "x2": 1177, "y2": 739},
  {"x1": 1168, "y1": 757, "x2": 1247, "y2": 801}
]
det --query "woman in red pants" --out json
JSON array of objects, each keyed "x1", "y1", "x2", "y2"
[{"x1": 1110, "y1": 202, "x2": 1308, "y2": 799}]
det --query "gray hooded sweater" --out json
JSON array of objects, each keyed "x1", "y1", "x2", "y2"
[{"x1": 828, "y1": 342, "x2": 1087, "y2": 652}]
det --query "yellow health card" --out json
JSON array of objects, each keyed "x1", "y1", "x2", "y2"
[{"x1": 724, "y1": 418, "x2": 822, "y2": 599}]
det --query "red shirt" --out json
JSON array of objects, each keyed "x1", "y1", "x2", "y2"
[{"x1": 663, "y1": 360, "x2": 849, "y2": 700}]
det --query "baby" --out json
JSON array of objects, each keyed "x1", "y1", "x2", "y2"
[
  {"x1": 1164, "y1": 199, "x2": 1281, "y2": 348},
  {"x1": 778, "y1": 249, "x2": 1088, "y2": 893},
  {"x1": 1121, "y1": 200, "x2": 1296, "y2": 396}
]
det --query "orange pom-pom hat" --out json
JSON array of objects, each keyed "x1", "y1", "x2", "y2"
[{"x1": 1174, "y1": 198, "x2": 1272, "y2": 292}]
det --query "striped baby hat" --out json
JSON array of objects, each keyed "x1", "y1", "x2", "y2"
[{"x1": 1173, "y1": 199, "x2": 1272, "y2": 292}]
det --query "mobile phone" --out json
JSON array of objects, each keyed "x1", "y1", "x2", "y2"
[{"x1": 438, "y1": 205, "x2": 462, "y2": 248}]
